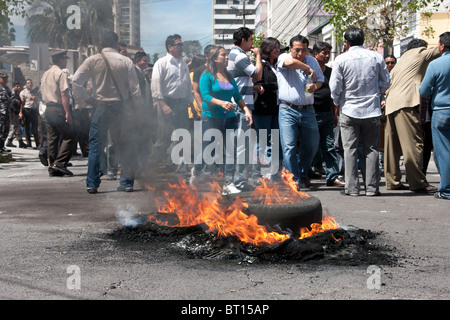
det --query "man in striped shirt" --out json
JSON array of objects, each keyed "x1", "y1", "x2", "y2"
[{"x1": 227, "y1": 27, "x2": 263, "y2": 191}]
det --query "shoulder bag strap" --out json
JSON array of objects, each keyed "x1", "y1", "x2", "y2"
[{"x1": 100, "y1": 52, "x2": 124, "y2": 101}]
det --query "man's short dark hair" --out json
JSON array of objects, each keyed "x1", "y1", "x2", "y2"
[
  {"x1": 344, "y1": 27, "x2": 365, "y2": 46},
  {"x1": 233, "y1": 27, "x2": 253, "y2": 46},
  {"x1": 384, "y1": 54, "x2": 397, "y2": 63},
  {"x1": 101, "y1": 31, "x2": 119, "y2": 49},
  {"x1": 407, "y1": 38, "x2": 428, "y2": 51},
  {"x1": 134, "y1": 51, "x2": 147, "y2": 63},
  {"x1": 313, "y1": 41, "x2": 332, "y2": 55},
  {"x1": 13, "y1": 81, "x2": 21, "y2": 87},
  {"x1": 439, "y1": 32, "x2": 450, "y2": 52},
  {"x1": 289, "y1": 35, "x2": 309, "y2": 48},
  {"x1": 165, "y1": 34, "x2": 182, "y2": 52}
]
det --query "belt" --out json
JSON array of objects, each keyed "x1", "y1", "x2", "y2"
[{"x1": 280, "y1": 101, "x2": 311, "y2": 109}]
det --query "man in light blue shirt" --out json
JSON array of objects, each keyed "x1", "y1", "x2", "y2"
[
  {"x1": 276, "y1": 35, "x2": 324, "y2": 190},
  {"x1": 419, "y1": 32, "x2": 450, "y2": 200},
  {"x1": 329, "y1": 27, "x2": 391, "y2": 196}
]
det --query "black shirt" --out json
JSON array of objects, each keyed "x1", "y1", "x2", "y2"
[
  {"x1": 254, "y1": 61, "x2": 279, "y2": 115},
  {"x1": 314, "y1": 65, "x2": 333, "y2": 113}
]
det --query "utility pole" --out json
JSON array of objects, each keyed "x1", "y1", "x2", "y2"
[{"x1": 231, "y1": 0, "x2": 250, "y2": 28}]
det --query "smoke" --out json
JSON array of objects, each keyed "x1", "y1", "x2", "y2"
[{"x1": 115, "y1": 204, "x2": 146, "y2": 227}]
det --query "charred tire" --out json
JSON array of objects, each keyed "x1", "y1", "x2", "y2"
[{"x1": 228, "y1": 193, "x2": 323, "y2": 235}]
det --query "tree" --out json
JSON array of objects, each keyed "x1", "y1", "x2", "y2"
[
  {"x1": 0, "y1": 0, "x2": 33, "y2": 46},
  {"x1": 182, "y1": 40, "x2": 203, "y2": 58},
  {"x1": 320, "y1": 0, "x2": 449, "y2": 55},
  {"x1": 26, "y1": 0, "x2": 113, "y2": 50}
]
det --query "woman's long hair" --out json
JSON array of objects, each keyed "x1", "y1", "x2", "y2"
[
  {"x1": 260, "y1": 37, "x2": 281, "y2": 65},
  {"x1": 206, "y1": 46, "x2": 233, "y2": 82}
]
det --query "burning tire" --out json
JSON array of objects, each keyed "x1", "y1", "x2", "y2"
[{"x1": 228, "y1": 192, "x2": 323, "y2": 235}]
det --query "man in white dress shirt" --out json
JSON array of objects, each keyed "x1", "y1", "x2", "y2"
[
  {"x1": 329, "y1": 27, "x2": 391, "y2": 197},
  {"x1": 150, "y1": 34, "x2": 194, "y2": 166}
]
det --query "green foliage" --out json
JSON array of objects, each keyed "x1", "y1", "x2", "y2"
[
  {"x1": 26, "y1": 0, "x2": 113, "y2": 50},
  {"x1": 320, "y1": 0, "x2": 448, "y2": 54},
  {"x1": 0, "y1": 0, "x2": 33, "y2": 45}
]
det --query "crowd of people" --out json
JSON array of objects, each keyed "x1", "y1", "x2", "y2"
[{"x1": 0, "y1": 27, "x2": 448, "y2": 200}]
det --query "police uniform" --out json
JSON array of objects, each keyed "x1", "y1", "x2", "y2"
[{"x1": 0, "y1": 72, "x2": 12, "y2": 152}]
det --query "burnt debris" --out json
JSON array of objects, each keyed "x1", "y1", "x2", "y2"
[{"x1": 108, "y1": 222, "x2": 397, "y2": 266}]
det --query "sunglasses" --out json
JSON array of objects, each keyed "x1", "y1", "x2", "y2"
[
  {"x1": 172, "y1": 43, "x2": 184, "y2": 47},
  {"x1": 386, "y1": 62, "x2": 396, "y2": 65}
]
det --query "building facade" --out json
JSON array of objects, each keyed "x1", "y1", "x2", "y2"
[
  {"x1": 213, "y1": 0, "x2": 256, "y2": 49},
  {"x1": 113, "y1": 0, "x2": 141, "y2": 47}
]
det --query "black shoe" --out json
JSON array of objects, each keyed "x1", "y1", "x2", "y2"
[
  {"x1": 39, "y1": 153, "x2": 49, "y2": 167},
  {"x1": 117, "y1": 185, "x2": 133, "y2": 192},
  {"x1": 19, "y1": 142, "x2": 28, "y2": 149},
  {"x1": 1, "y1": 147, "x2": 11, "y2": 153},
  {"x1": 49, "y1": 169, "x2": 64, "y2": 177},
  {"x1": 87, "y1": 188, "x2": 98, "y2": 194},
  {"x1": 50, "y1": 165, "x2": 73, "y2": 177},
  {"x1": 6, "y1": 141, "x2": 16, "y2": 147}
]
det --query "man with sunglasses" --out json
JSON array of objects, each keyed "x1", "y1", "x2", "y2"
[
  {"x1": 384, "y1": 55, "x2": 397, "y2": 73},
  {"x1": 150, "y1": 34, "x2": 193, "y2": 168}
]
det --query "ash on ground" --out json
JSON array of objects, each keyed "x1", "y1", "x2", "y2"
[{"x1": 108, "y1": 222, "x2": 397, "y2": 266}]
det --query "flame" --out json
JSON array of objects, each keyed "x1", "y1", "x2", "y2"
[
  {"x1": 148, "y1": 172, "x2": 340, "y2": 246},
  {"x1": 298, "y1": 214, "x2": 341, "y2": 240}
]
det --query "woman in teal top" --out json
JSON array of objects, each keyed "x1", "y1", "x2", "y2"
[{"x1": 190, "y1": 46, "x2": 253, "y2": 195}]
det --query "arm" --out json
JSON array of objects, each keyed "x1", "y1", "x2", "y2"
[
  {"x1": 283, "y1": 57, "x2": 316, "y2": 80},
  {"x1": 61, "y1": 89, "x2": 72, "y2": 125},
  {"x1": 150, "y1": 60, "x2": 172, "y2": 115},
  {"x1": 200, "y1": 74, "x2": 236, "y2": 112},
  {"x1": 192, "y1": 81, "x2": 203, "y2": 117},
  {"x1": 419, "y1": 65, "x2": 435, "y2": 98},
  {"x1": 251, "y1": 48, "x2": 263, "y2": 82},
  {"x1": 72, "y1": 60, "x2": 93, "y2": 104}
]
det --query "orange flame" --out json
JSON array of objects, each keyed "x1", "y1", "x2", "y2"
[
  {"x1": 148, "y1": 172, "x2": 340, "y2": 246},
  {"x1": 298, "y1": 214, "x2": 341, "y2": 240}
]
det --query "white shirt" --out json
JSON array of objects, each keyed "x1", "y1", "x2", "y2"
[
  {"x1": 329, "y1": 46, "x2": 391, "y2": 119},
  {"x1": 151, "y1": 53, "x2": 193, "y2": 102}
]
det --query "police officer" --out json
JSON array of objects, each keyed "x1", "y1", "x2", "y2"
[{"x1": 0, "y1": 72, "x2": 12, "y2": 153}]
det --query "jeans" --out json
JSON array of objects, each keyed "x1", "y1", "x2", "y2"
[
  {"x1": 253, "y1": 113, "x2": 282, "y2": 180},
  {"x1": 340, "y1": 113, "x2": 380, "y2": 195},
  {"x1": 233, "y1": 109, "x2": 255, "y2": 186},
  {"x1": 192, "y1": 115, "x2": 239, "y2": 184},
  {"x1": 86, "y1": 102, "x2": 135, "y2": 190},
  {"x1": 314, "y1": 111, "x2": 340, "y2": 183},
  {"x1": 278, "y1": 104, "x2": 319, "y2": 182},
  {"x1": 432, "y1": 109, "x2": 450, "y2": 197}
]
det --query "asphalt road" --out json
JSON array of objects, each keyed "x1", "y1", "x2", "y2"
[{"x1": 0, "y1": 145, "x2": 448, "y2": 306}]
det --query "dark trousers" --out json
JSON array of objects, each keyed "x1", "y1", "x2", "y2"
[
  {"x1": 45, "y1": 104, "x2": 75, "y2": 168},
  {"x1": 23, "y1": 108, "x2": 40, "y2": 148}
]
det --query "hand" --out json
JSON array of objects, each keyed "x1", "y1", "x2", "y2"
[
  {"x1": 381, "y1": 101, "x2": 386, "y2": 110},
  {"x1": 305, "y1": 68, "x2": 316, "y2": 82},
  {"x1": 245, "y1": 110, "x2": 253, "y2": 127},
  {"x1": 19, "y1": 112, "x2": 23, "y2": 120},
  {"x1": 65, "y1": 112, "x2": 73, "y2": 125},
  {"x1": 306, "y1": 83, "x2": 317, "y2": 93},
  {"x1": 221, "y1": 100, "x2": 235, "y2": 112},
  {"x1": 250, "y1": 48, "x2": 261, "y2": 56},
  {"x1": 254, "y1": 85, "x2": 264, "y2": 95},
  {"x1": 161, "y1": 103, "x2": 173, "y2": 116}
]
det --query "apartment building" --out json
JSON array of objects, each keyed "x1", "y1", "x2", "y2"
[
  {"x1": 213, "y1": 0, "x2": 257, "y2": 49},
  {"x1": 113, "y1": 0, "x2": 141, "y2": 47}
]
